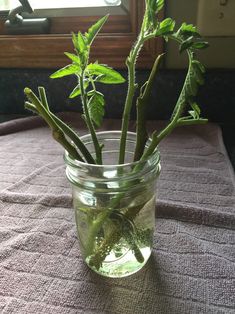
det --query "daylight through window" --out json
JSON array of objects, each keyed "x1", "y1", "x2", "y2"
[{"x1": 0, "y1": 0, "x2": 121, "y2": 10}]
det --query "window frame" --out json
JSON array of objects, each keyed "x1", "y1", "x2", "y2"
[{"x1": 0, "y1": 0, "x2": 163, "y2": 69}]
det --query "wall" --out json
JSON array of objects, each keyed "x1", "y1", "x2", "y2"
[{"x1": 165, "y1": 0, "x2": 235, "y2": 69}]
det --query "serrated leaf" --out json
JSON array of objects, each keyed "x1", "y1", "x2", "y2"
[
  {"x1": 69, "y1": 81, "x2": 89, "y2": 99},
  {"x1": 148, "y1": 6, "x2": 157, "y2": 28},
  {"x1": 50, "y1": 64, "x2": 80, "y2": 79},
  {"x1": 180, "y1": 23, "x2": 197, "y2": 34},
  {"x1": 179, "y1": 36, "x2": 194, "y2": 53},
  {"x1": 155, "y1": 18, "x2": 175, "y2": 36},
  {"x1": 192, "y1": 60, "x2": 206, "y2": 73},
  {"x1": 192, "y1": 61, "x2": 205, "y2": 85},
  {"x1": 85, "y1": 15, "x2": 109, "y2": 45},
  {"x1": 72, "y1": 32, "x2": 78, "y2": 50},
  {"x1": 152, "y1": 0, "x2": 164, "y2": 12},
  {"x1": 87, "y1": 64, "x2": 125, "y2": 84},
  {"x1": 178, "y1": 23, "x2": 201, "y2": 39},
  {"x1": 192, "y1": 41, "x2": 209, "y2": 50},
  {"x1": 147, "y1": 0, "x2": 164, "y2": 28},
  {"x1": 77, "y1": 32, "x2": 87, "y2": 53},
  {"x1": 88, "y1": 92, "x2": 105, "y2": 127},
  {"x1": 157, "y1": 0, "x2": 164, "y2": 11},
  {"x1": 87, "y1": 90, "x2": 95, "y2": 97},
  {"x1": 69, "y1": 85, "x2": 81, "y2": 98},
  {"x1": 64, "y1": 52, "x2": 81, "y2": 65}
]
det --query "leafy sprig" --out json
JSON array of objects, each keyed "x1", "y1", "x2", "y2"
[
  {"x1": 24, "y1": 1, "x2": 208, "y2": 166},
  {"x1": 49, "y1": 15, "x2": 125, "y2": 163},
  {"x1": 24, "y1": 0, "x2": 209, "y2": 271}
]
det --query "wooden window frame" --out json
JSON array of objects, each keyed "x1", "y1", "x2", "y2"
[{"x1": 0, "y1": 0, "x2": 163, "y2": 69}]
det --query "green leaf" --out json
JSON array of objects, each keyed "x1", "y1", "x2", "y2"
[
  {"x1": 87, "y1": 64, "x2": 126, "y2": 84},
  {"x1": 69, "y1": 81, "x2": 89, "y2": 99},
  {"x1": 178, "y1": 23, "x2": 201, "y2": 39},
  {"x1": 150, "y1": 0, "x2": 164, "y2": 13},
  {"x1": 189, "y1": 102, "x2": 201, "y2": 119},
  {"x1": 179, "y1": 36, "x2": 194, "y2": 53},
  {"x1": 72, "y1": 32, "x2": 78, "y2": 50},
  {"x1": 85, "y1": 15, "x2": 109, "y2": 45},
  {"x1": 155, "y1": 18, "x2": 175, "y2": 36},
  {"x1": 192, "y1": 41, "x2": 209, "y2": 50},
  {"x1": 192, "y1": 60, "x2": 205, "y2": 85},
  {"x1": 156, "y1": 0, "x2": 164, "y2": 12},
  {"x1": 77, "y1": 32, "x2": 87, "y2": 53},
  {"x1": 69, "y1": 85, "x2": 81, "y2": 99},
  {"x1": 50, "y1": 64, "x2": 81, "y2": 79},
  {"x1": 64, "y1": 52, "x2": 81, "y2": 65},
  {"x1": 148, "y1": 6, "x2": 157, "y2": 28},
  {"x1": 87, "y1": 90, "x2": 96, "y2": 97},
  {"x1": 192, "y1": 60, "x2": 206, "y2": 73},
  {"x1": 87, "y1": 91, "x2": 105, "y2": 127}
]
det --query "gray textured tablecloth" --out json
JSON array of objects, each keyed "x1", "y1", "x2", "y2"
[{"x1": 0, "y1": 113, "x2": 234, "y2": 314}]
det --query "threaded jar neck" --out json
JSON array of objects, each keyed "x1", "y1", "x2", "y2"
[{"x1": 64, "y1": 131, "x2": 161, "y2": 191}]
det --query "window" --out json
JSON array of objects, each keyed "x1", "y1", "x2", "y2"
[
  {"x1": 0, "y1": 0, "x2": 125, "y2": 17},
  {"x1": 0, "y1": 0, "x2": 163, "y2": 69}
]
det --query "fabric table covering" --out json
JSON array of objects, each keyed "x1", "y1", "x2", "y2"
[{"x1": 0, "y1": 114, "x2": 234, "y2": 314}]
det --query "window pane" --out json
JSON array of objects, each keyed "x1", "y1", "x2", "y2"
[{"x1": 0, "y1": 0, "x2": 121, "y2": 10}]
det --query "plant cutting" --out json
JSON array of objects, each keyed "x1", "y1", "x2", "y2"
[{"x1": 24, "y1": 0, "x2": 208, "y2": 278}]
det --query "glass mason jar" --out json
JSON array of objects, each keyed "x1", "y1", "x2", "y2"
[{"x1": 64, "y1": 131, "x2": 161, "y2": 278}]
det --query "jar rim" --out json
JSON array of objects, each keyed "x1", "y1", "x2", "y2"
[{"x1": 64, "y1": 131, "x2": 160, "y2": 170}]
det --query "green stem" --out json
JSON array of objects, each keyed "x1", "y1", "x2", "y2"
[
  {"x1": 176, "y1": 118, "x2": 208, "y2": 126},
  {"x1": 24, "y1": 89, "x2": 83, "y2": 162},
  {"x1": 134, "y1": 53, "x2": 164, "y2": 161},
  {"x1": 38, "y1": 86, "x2": 96, "y2": 164},
  {"x1": 79, "y1": 72, "x2": 103, "y2": 164},
  {"x1": 88, "y1": 202, "x2": 147, "y2": 270},
  {"x1": 85, "y1": 211, "x2": 112, "y2": 257},
  {"x1": 141, "y1": 117, "x2": 208, "y2": 162},
  {"x1": 118, "y1": 15, "x2": 149, "y2": 164},
  {"x1": 49, "y1": 113, "x2": 96, "y2": 164},
  {"x1": 84, "y1": 157, "x2": 160, "y2": 267}
]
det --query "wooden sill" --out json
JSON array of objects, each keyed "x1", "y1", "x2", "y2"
[{"x1": 0, "y1": 1, "x2": 163, "y2": 69}]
